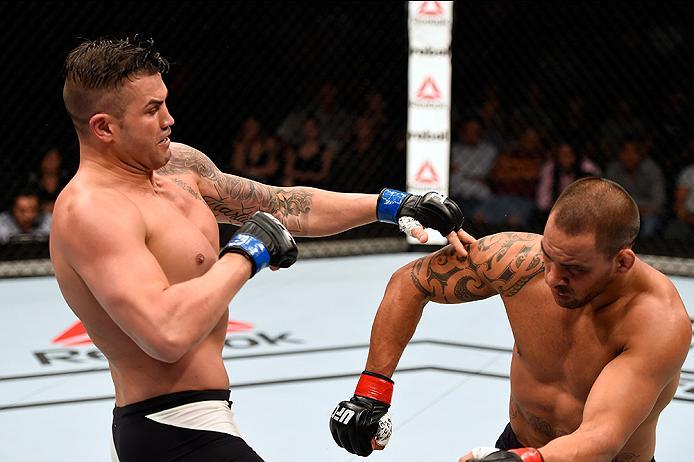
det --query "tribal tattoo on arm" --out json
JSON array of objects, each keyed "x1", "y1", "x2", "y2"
[
  {"x1": 409, "y1": 232, "x2": 545, "y2": 304},
  {"x1": 157, "y1": 143, "x2": 313, "y2": 232}
]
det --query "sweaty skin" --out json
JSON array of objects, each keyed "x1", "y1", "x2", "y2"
[
  {"x1": 50, "y1": 72, "x2": 473, "y2": 410},
  {"x1": 365, "y1": 232, "x2": 691, "y2": 462},
  {"x1": 49, "y1": 141, "x2": 383, "y2": 406}
]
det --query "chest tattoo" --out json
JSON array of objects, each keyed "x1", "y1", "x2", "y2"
[{"x1": 170, "y1": 178, "x2": 204, "y2": 202}]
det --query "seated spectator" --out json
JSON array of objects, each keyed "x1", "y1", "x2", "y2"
[
  {"x1": 276, "y1": 81, "x2": 351, "y2": 151},
  {"x1": 0, "y1": 191, "x2": 51, "y2": 244},
  {"x1": 477, "y1": 95, "x2": 506, "y2": 150},
  {"x1": 335, "y1": 116, "x2": 385, "y2": 193},
  {"x1": 509, "y1": 82, "x2": 553, "y2": 142},
  {"x1": 555, "y1": 93, "x2": 595, "y2": 157},
  {"x1": 664, "y1": 163, "x2": 694, "y2": 240},
  {"x1": 598, "y1": 98, "x2": 645, "y2": 166},
  {"x1": 27, "y1": 146, "x2": 70, "y2": 213},
  {"x1": 357, "y1": 89, "x2": 391, "y2": 146},
  {"x1": 606, "y1": 137, "x2": 665, "y2": 238},
  {"x1": 229, "y1": 116, "x2": 280, "y2": 184},
  {"x1": 536, "y1": 142, "x2": 601, "y2": 215},
  {"x1": 282, "y1": 116, "x2": 334, "y2": 188},
  {"x1": 474, "y1": 126, "x2": 546, "y2": 228},
  {"x1": 653, "y1": 89, "x2": 689, "y2": 169},
  {"x1": 449, "y1": 117, "x2": 499, "y2": 217}
]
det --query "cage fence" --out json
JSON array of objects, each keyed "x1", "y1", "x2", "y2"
[{"x1": 1, "y1": 2, "x2": 693, "y2": 276}]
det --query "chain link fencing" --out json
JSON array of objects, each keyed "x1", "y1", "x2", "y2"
[{"x1": 1, "y1": 2, "x2": 693, "y2": 276}]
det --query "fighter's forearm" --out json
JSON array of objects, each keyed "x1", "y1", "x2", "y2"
[
  {"x1": 285, "y1": 187, "x2": 376, "y2": 237},
  {"x1": 148, "y1": 254, "x2": 252, "y2": 362},
  {"x1": 538, "y1": 429, "x2": 621, "y2": 462},
  {"x1": 365, "y1": 265, "x2": 428, "y2": 377}
]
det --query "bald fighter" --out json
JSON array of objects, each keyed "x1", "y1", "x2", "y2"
[
  {"x1": 50, "y1": 37, "x2": 471, "y2": 462},
  {"x1": 330, "y1": 177, "x2": 691, "y2": 462}
]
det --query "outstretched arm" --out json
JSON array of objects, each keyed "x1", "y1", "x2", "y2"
[
  {"x1": 158, "y1": 143, "x2": 474, "y2": 253},
  {"x1": 158, "y1": 142, "x2": 366, "y2": 235},
  {"x1": 365, "y1": 232, "x2": 544, "y2": 376},
  {"x1": 330, "y1": 233, "x2": 545, "y2": 457}
]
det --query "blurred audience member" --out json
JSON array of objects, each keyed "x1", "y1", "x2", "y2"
[
  {"x1": 476, "y1": 84, "x2": 506, "y2": 150},
  {"x1": 0, "y1": 191, "x2": 51, "y2": 244},
  {"x1": 664, "y1": 163, "x2": 694, "y2": 240},
  {"x1": 606, "y1": 137, "x2": 665, "y2": 238},
  {"x1": 336, "y1": 116, "x2": 384, "y2": 193},
  {"x1": 475, "y1": 126, "x2": 546, "y2": 227},
  {"x1": 229, "y1": 116, "x2": 280, "y2": 184},
  {"x1": 359, "y1": 89, "x2": 389, "y2": 143},
  {"x1": 599, "y1": 98, "x2": 645, "y2": 165},
  {"x1": 536, "y1": 142, "x2": 601, "y2": 215},
  {"x1": 556, "y1": 93, "x2": 595, "y2": 157},
  {"x1": 283, "y1": 116, "x2": 334, "y2": 188},
  {"x1": 653, "y1": 89, "x2": 690, "y2": 163},
  {"x1": 449, "y1": 117, "x2": 499, "y2": 217},
  {"x1": 27, "y1": 146, "x2": 70, "y2": 213},
  {"x1": 510, "y1": 82, "x2": 553, "y2": 142},
  {"x1": 277, "y1": 81, "x2": 351, "y2": 151}
]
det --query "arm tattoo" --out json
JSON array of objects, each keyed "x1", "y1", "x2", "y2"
[
  {"x1": 409, "y1": 246, "x2": 493, "y2": 303},
  {"x1": 409, "y1": 232, "x2": 544, "y2": 304},
  {"x1": 476, "y1": 233, "x2": 544, "y2": 297},
  {"x1": 158, "y1": 144, "x2": 313, "y2": 232},
  {"x1": 499, "y1": 265, "x2": 545, "y2": 297}
]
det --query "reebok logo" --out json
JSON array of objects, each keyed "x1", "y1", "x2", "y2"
[
  {"x1": 51, "y1": 319, "x2": 254, "y2": 346},
  {"x1": 417, "y1": 1, "x2": 444, "y2": 16},
  {"x1": 416, "y1": 76, "x2": 441, "y2": 101},
  {"x1": 414, "y1": 161, "x2": 440, "y2": 185}
]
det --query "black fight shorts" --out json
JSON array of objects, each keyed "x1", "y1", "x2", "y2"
[
  {"x1": 495, "y1": 422, "x2": 655, "y2": 462},
  {"x1": 111, "y1": 389, "x2": 263, "y2": 462}
]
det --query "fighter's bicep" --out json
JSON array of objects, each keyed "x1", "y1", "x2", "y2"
[
  {"x1": 579, "y1": 351, "x2": 667, "y2": 446},
  {"x1": 581, "y1": 325, "x2": 689, "y2": 444},
  {"x1": 58, "y1": 200, "x2": 169, "y2": 324},
  {"x1": 473, "y1": 232, "x2": 544, "y2": 298},
  {"x1": 409, "y1": 245, "x2": 496, "y2": 304}
]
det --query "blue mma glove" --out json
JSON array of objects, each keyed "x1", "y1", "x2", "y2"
[
  {"x1": 219, "y1": 211, "x2": 298, "y2": 277},
  {"x1": 376, "y1": 188, "x2": 464, "y2": 236}
]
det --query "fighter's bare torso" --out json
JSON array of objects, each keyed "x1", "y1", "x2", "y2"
[
  {"x1": 50, "y1": 155, "x2": 229, "y2": 406},
  {"x1": 502, "y1": 243, "x2": 678, "y2": 458},
  {"x1": 409, "y1": 232, "x2": 689, "y2": 461}
]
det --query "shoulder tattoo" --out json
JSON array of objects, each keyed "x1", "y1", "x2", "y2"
[
  {"x1": 475, "y1": 233, "x2": 544, "y2": 297},
  {"x1": 158, "y1": 144, "x2": 313, "y2": 231},
  {"x1": 410, "y1": 232, "x2": 544, "y2": 303}
]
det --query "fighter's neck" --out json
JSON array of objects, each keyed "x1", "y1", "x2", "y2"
[
  {"x1": 586, "y1": 259, "x2": 642, "y2": 312},
  {"x1": 78, "y1": 148, "x2": 156, "y2": 191}
]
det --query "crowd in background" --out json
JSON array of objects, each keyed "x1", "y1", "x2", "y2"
[
  {"x1": 449, "y1": 82, "x2": 694, "y2": 241},
  {"x1": 2, "y1": 80, "x2": 694, "y2": 250}
]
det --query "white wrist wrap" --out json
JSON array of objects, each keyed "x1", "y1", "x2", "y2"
[{"x1": 398, "y1": 216, "x2": 422, "y2": 237}]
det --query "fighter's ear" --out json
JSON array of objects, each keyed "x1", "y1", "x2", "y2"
[
  {"x1": 89, "y1": 113, "x2": 116, "y2": 142},
  {"x1": 615, "y1": 248, "x2": 636, "y2": 273}
]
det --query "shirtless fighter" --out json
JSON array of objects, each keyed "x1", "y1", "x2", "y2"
[
  {"x1": 330, "y1": 177, "x2": 691, "y2": 462},
  {"x1": 50, "y1": 37, "x2": 470, "y2": 461}
]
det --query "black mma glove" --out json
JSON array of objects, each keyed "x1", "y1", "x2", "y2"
[
  {"x1": 469, "y1": 448, "x2": 544, "y2": 461},
  {"x1": 376, "y1": 188, "x2": 464, "y2": 236},
  {"x1": 330, "y1": 371, "x2": 394, "y2": 457},
  {"x1": 219, "y1": 211, "x2": 298, "y2": 277}
]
